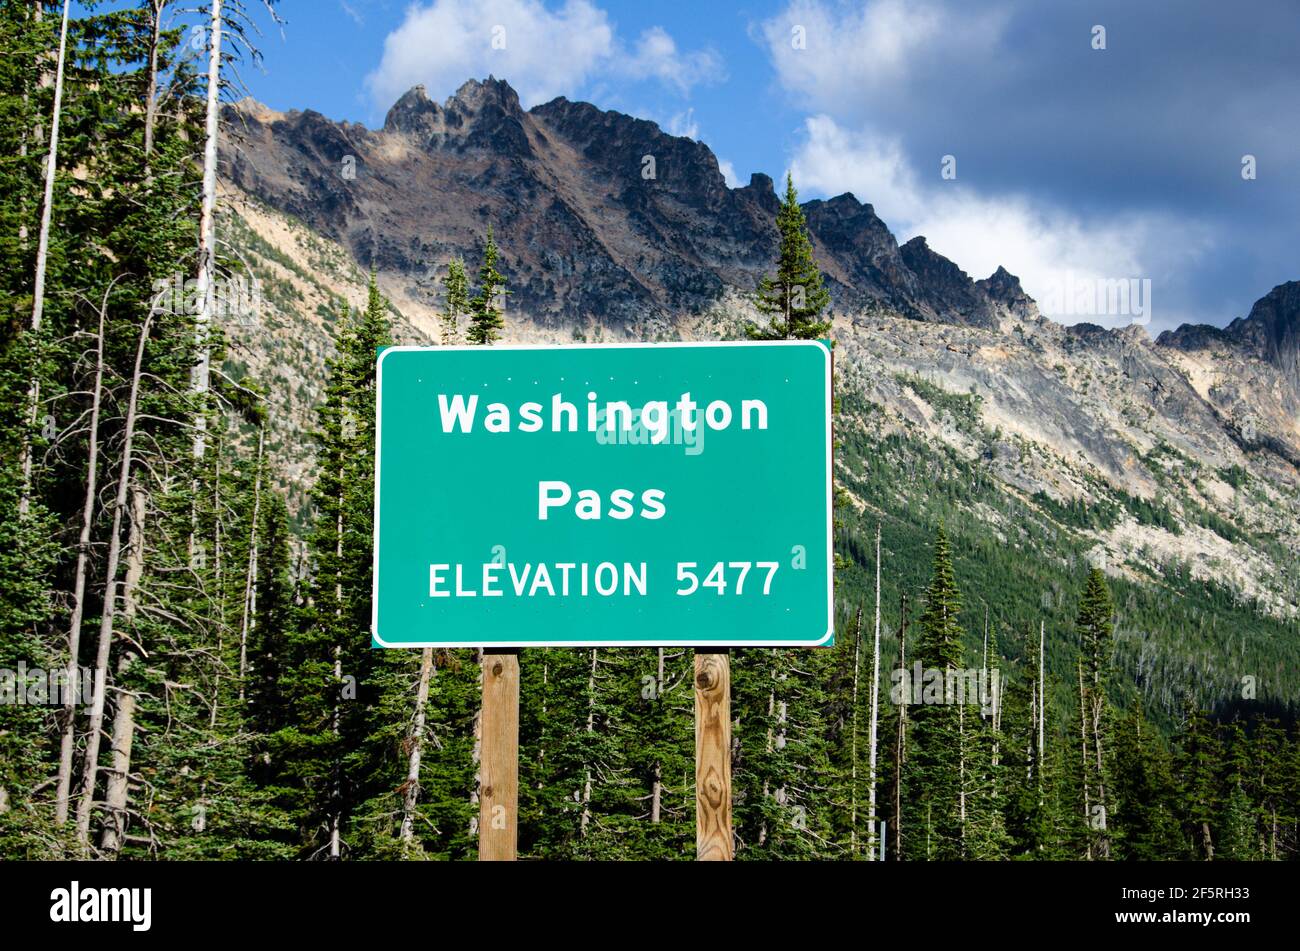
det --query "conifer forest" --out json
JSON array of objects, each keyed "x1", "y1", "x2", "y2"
[{"x1": 1, "y1": 1, "x2": 1298, "y2": 867}]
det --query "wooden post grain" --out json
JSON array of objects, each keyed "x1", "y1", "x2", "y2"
[
  {"x1": 478, "y1": 648, "x2": 519, "y2": 861},
  {"x1": 695, "y1": 649, "x2": 733, "y2": 860}
]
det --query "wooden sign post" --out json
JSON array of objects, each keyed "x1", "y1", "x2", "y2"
[
  {"x1": 478, "y1": 648, "x2": 519, "y2": 861},
  {"x1": 695, "y1": 649, "x2": 732, "y2": 860}
]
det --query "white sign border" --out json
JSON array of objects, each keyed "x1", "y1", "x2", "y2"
[{"x1": 371, "y1": 340, "x2": 834, "y2": 648}]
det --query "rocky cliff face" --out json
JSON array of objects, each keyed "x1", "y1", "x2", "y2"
[
  {"x1": 223, "y1": 77, "x2": 1029, "y2": 332},
  {"x1": 217, "y1": 77, "x2": 1300, "y2": 633},
  {"x1": 1156, "y1": 281, "x2": 1300, "y2": 470}
]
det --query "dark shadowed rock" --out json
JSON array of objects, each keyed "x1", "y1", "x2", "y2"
[
  {"x1": 899, "y1": 236, "x2": 999, "y2": 328},
  {"x1": 222, "y1": 77, "x2": 1045, "y2": 329}
]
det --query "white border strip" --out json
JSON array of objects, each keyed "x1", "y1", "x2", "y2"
[{"x1": 371, "y1": 341, "x2": 834, "y2": 648}]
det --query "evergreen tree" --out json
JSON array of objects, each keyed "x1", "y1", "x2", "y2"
[
  {"x1": 904, "y1": 525, "x2": 966, "y2": 859},
  {"x1": 1174, "y1": 704, "x2": 1223, "y2": 860},
  {"x1": 466, "y1": 227, "x2": 506, "y2": 345},
  {"x1": 273, "y1": 278, "x2": 390, "y2": 858},
  {"x1": 748, "y1": 173, "x2": 831, "y2": 340},
  {"x1": 1111, "y1": 703, "x2": 1185, "y2": 860},
  {"x1": 440, "y1": 258, "x2": 468, "y2": 345},
  {"x1": 1076, "y1": 567, "x2": 1115, "y2": 858}
]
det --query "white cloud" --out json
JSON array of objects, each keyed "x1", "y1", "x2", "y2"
[
  {"x1": 626, "y1": 27, "x2": 723, "y2": 96},
  {"x1": 764, "y1": 2, "x2": 1217, "y2": 330},
  {"x1": 365, "y1": 0, "x2": 722, "y2": 112},
  {"x1": 761, "y1": 0, "x2": 1009, "y2": 116},
  {"x1": 717, "y1": 159, "x2": 740, "y2": 188},
  {"x1": 790, "y1": 115, "x2": 1213, "y2": 329}
]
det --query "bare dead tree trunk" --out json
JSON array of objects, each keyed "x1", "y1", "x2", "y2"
[
  {"x1": 329, "y1": 482, "x2": 344, "y2": 859},
  {"x1": 849, "y1": 604, "x2": 863, "y2": 856},
  {"x1": 893, "y1": 593, "x2": 907, "y2": 860},
  {"x1": 399, "y1": 647, "x2": 435, "y2": 847},
  {"x1": 580, "y1": 648, "x2": 597, "y2": 836},
  {"x1": 238, "y1": 426, "x2": 264, "y2": 701},
  {"x1": 326, "y1": 644, "x2": 342, "y2": 858},
  {"x1": 19, "y1": 0, "x2": 71, "y2": 514},
  {"x1": 54, "y1": 289, "x2": 109, "y2": 825},
  {"x1": 99, "y1": 660, "x2": 137, "y2": 855},
  {"x1": 469, "y1": 647, "x2": 483, "y2": 838},
  {"x1": 208, "y1": 448, "x2": 224, "y2": 730},
  {"x1": 191, "y1": 0, "x2": 223, "y2": 461},
  {"x1": 867, "y1": 523, "x2": 882, "y2": 860},
  {"x1": 1028, "y1": 680, "x2": 1036, "y2": 781},
  {"x1": 759, "y1": 648, "x2": 777, "y2": 847},
  {"x1": 1078, "y1": 661, "x2": 1092, "y2": 860},
  {"x1": 650, "y1": 646, "x2": 663, "y2": 824},
  {"x1": 1092, "y1": 687, "x2": 1109, "y2": 858},
  {"x1": 96, "y1": 3, "x2": 166, "y2": 852},
  {"x1": 100, "y1": 485, "x2": 147, "y2": 858},
  {"x1": 74, "y1": 311, "x2": 152, "y2": 847},
  {"x1": 142, "y1": 2, "x2": 164, "y2": 165},
  {"x1": 958, "y1": 695, "x2": 967, "y2": 857},
  {"x1": 1038, "y1": 619, "x2": 1045, "y2": 802}
]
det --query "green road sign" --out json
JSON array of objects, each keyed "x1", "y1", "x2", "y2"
[{"x1": 372, "y1": 341, "x2": 832, "y2": 647}]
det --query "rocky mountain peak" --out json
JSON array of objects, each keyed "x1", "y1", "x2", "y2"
[
  {"x1": 450, "y1": 75, "x2": 525, "y2": 116},
  {"x1": 1232, "y1": 281, "x2": 1300, "y2": 387},
  {"x1": 977, "y1": 265, "x2": 1039, "y2": 322},
  {"x1": 1159, "y1": 280, "x2": 1300, "y2": 392},
  {"x1": 898, "y1": 236, "x2": 999, "y2": 328},
  {"x1": 382, "y1": 76, "x2": 530, "y2": 152},
  {"x1": 383, "y1": 84, "x2": 440, "y2": 135}
]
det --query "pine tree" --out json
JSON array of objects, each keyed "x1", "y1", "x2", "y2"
[
  {"x1": 1174, "y1": 704, "x2": 1223, "y2": 860},
  {"x1": 747, "y1": 173, "x2": 831, "y2": 340},
  {"x1": 440, "y1": 258, "x2": 469, "y2": 345},
  {"x1": 904, "y1": 525, "x2": 966, "y2": 859},
  {"x1": 1076, "y1": 567, "x2": 1115, "y2": 858},
  {"x1": 273, "y1": 278, "x2": 390, "y2": 858},
  {"x1": 466, "y1": 227, "x2": 506, "y2": 345},
  {"x1": 1111, "y1": 703, "x2": 1185, "y2": 859}
]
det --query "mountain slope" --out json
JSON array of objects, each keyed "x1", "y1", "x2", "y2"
[{"x1": 217, "y1": 78, "x2": 1300, "y2": 714}]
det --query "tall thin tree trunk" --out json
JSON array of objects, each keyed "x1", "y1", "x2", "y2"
[
  {"x1": 469, "y1": 647, "x2": 483, "y2": 838},
  {"x1": 849, "y1": 604, "x2": 863, "y2": 856},
  {"x1": 191, "y1": 0, "x2": 223, "y2": 460},
  {"x1": 958, "y1": 697, "x2": 967, "y2": 856},
  {"x1": 97, "y1": 4, "x2": 165, "y2": 852},
  {"x1": 580, "y1": 648, "x2": 597, "y2": 836},
  {"x1": 19, "y1": 0, "x2": 71, "y2": 515},
  {"x1": 1078, "y1": 661, "x2": 1091, "y2": 860},
  {"x1": 329, "y1": 479, "x2": 344, "y2": 859},
  {"x1": 74, "y1": 311, "x2": 152, "y2": 847},
  {"x1": 54, "y1": 293, "x2": 108, "y2": 825},
  {"x1": 867, "y1": 523, "x2": 883, "y2": 860},
  {"x1": 99, "y1": 660, "x2": 136, "y2": 855},
  {"x1": 100, "y1": 485, "x2": 147, "y2": 858},
  {"x1": 142, "y1": 2, "x2": 164, "y2": 166},
  {"x1": 759, "y1": 648, "x2": 777, "y2": 847},
  {"x1": 650, "y1": 647, "x2": 664, "y2": 824},
  {"x1": 1038, "y1": 620, "x2": 1045, "y2": 776},
  {"x1": 892, "y1": 594, "x2": 907, "y2": 860},
  {"x1": 399, "y1": 647, "x2": 434, "y2": 846},
  {"x1": 1092, "y1": 691, "x2": 1109, "y2": 858},
  {"x1": 329, "y1": 643, "x2": 341, "y2": 859},
  {"x1": 208, "y1": 449, "x2": 224, "y2": 729},
  {"x1": 1028, "y1": 680, "x2": 1036, "y2": 782},
  {"x1": 238, "y1": 426, "x2": 264, "y2": 700}
]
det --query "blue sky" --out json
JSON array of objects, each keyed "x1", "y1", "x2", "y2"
[{"x1": 222, "y1": 0, "x2": 1298, "y2": 332}]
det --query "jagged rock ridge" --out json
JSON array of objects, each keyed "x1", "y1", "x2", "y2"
[{"x1": 223, "y1": 77, "x2": 1035, "y2": 330}]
